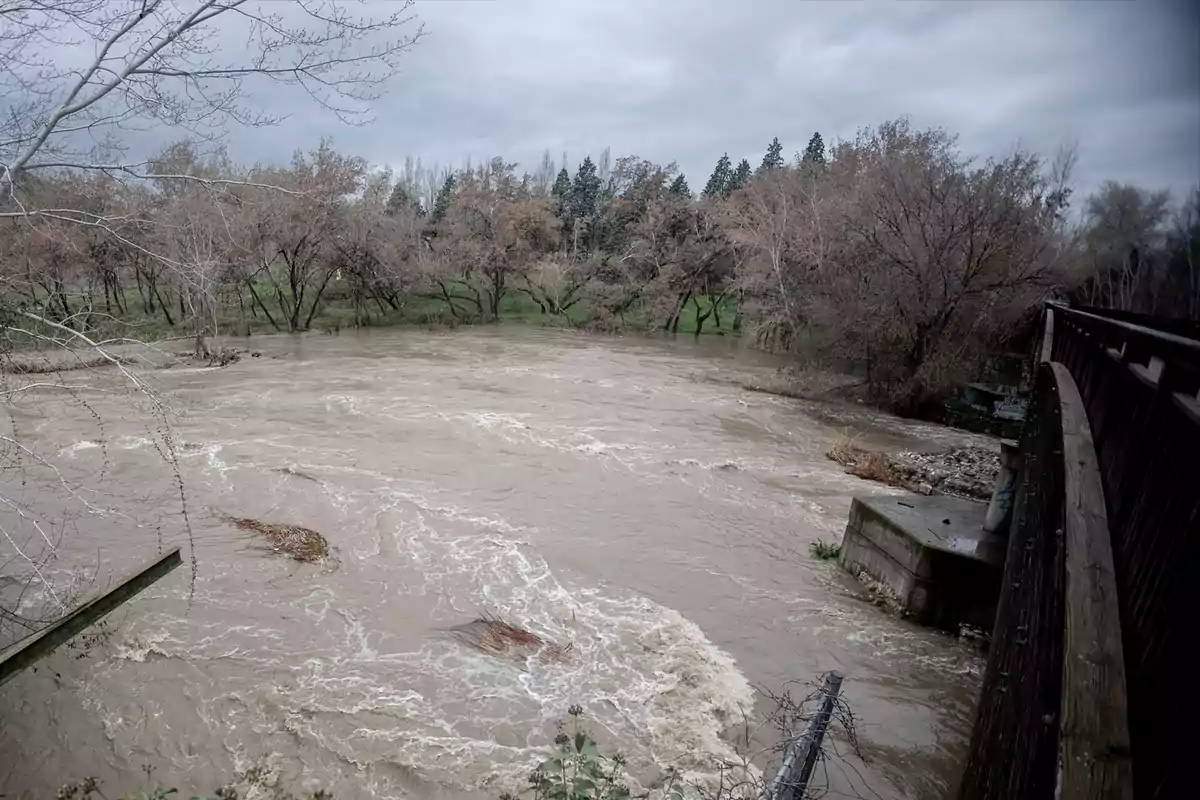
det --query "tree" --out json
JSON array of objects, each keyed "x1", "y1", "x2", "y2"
[
  {"x1": 758, "y1": 137, "x2": 784, "y2": 174},
  {"x1": 801, "y1": 133, "x2": 827, "y2": 168},
  {"x1": 669, "y1": 174, "x2": 691, "y2": 197},
  {"x1": 551, "y1": 166, "x2": 572, "y2": 236},
  {"x1": 1162, "y1": 188, "x2": 1200, "y2": 319},
  {"x1": 1076, "y1": 181, "x2": 1172, "y2": 311},
  {"x1": 440, "y1": 157, "x2": 560, "y2": 319},
  {"x1": 430, "y1": 173, "x2": 456, "y2": 225},
  {"x1": 827, "y1": 121, "x2": 1068, "y2": 410},
  {"x1": 568, "y1": 157, "x2": 602, "y2": 250},
  {"x1": 386, "y1": 182, "x2": 425, "y2": 218},
  {"x1": 728, "y1": 159, "x2": 752, "y2": 193},
  {"x1": 702, "y1": 154, "x2": 732, "y2": 199},
  {"x1": 731, "y1": 119, "x2": 1072, "y2": 411},
  {"x1": 242, "y1": 143, "x2": 367, "y2": 332}
]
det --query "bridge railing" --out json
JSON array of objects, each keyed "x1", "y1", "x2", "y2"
[
  {"x1": 957, "y1": 302, "x2": 1200, "y2": 800},
  {"x1": 1048, "y1": 303, "x2": 1200, "y2": 800}
]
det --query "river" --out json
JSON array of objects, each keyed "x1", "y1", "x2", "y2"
[{"x1": 1, "y1": 327, "x2": 984, "y2": 800}]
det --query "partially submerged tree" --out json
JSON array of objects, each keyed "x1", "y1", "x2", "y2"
[{"x1": 437, "y1": 158, "x2": 560, "y2": 319}]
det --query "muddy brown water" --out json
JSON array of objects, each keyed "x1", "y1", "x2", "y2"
[{"x1": 1, "y1": 328, "x2": 989, "y2": 800}]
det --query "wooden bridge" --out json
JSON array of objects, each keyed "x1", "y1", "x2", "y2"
[{"x1": 956, "y1": 302, "x2": 1200, "y2": 800}]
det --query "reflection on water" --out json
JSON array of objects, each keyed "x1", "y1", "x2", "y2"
[{"x1": 1, "y1": 328, "x2": 982, "y2": 800}]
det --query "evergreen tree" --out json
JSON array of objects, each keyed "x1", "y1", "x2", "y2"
[
  {"x1": 728, "y1": 159, "x2": 752, "y2": 193},
  {"x1": 801, "y1": 132, "x2": 826, "y2": 168},
  {"x1": 551, "y1": 167, "x2": 571, "y2": 204},
  {"x1": 429, "y1": 173, "x2": 456, "y2": 225},
  {"x1": 668, "y1": 174, "x2": 691, "y2": 197},
  {"x1": 758, "y1": 137, "x2": 784, "y2": 173},
  {"x1": 568, "y1": 156, "x2": 601, "y2": 222},
  {"x1": 385, "y1": 182, "x2": 424, "y2": 217},
  {"x1": 551, "y1": 166, "x2": 572, "y2": 224},
  {"x1": 702, "y1": 153, "x2": 732, "y2": 198}
]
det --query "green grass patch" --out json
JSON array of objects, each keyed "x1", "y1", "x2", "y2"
[{"x1": 809, "y1": 539, "x2": 842, "y2": 561}]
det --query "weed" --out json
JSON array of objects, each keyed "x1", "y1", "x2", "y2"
[
  {"x1": 502, "y1": 708, "x2": 657, "y2": 800},
  {"x1": 809, "y1": 540, "x2": 841, "y2": 561}
]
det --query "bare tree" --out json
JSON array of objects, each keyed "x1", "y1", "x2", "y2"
[
  {"x1": 1075, "y1": 180, "x2": 1172, "y2": 312},
  {"x1": 241, "y1": 142, "x2": 365, "y2": 332},
  {"x1": 439, "y1": 157, "x2": 560, "y2": 320},
  {"x1": 0, "y1": 1, "x2": 423, "y2": 650}
]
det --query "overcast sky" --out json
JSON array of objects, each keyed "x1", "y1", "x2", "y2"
[{"x1": 238, "y1": 0, "x2": 1200, "y2": 201}]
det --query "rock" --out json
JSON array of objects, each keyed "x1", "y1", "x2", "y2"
[
  {"x1": 890, "y1": 446, "x2": 999, "y2": 501},
  {"x1": 918, "y1": 482, "x2": 934, "y2": 495}
]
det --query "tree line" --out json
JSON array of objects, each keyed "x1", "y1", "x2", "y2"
[{"x1": 4, "y1": 121, "x2": 1196, "y2": 411}]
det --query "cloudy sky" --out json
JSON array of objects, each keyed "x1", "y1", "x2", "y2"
[{"x1": 199, "y1": 0, "x2": 1200, "y2": 201}]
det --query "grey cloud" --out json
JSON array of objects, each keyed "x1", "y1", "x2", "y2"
[{"x1": 163, "y1": 0, "x2": 1200, "y2": 200}]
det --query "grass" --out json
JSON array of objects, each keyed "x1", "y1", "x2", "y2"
[
  {"x1": 810, "y1": 539, "x2": 842, "y2": 560},
  {"x1": 5, "y1": 273, "x2": 745, "y2": 352}
]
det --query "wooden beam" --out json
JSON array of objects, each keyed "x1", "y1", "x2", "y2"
[
  {"x1": 1050, "y1": 363, "x2": 1134, "y2": 800},
  {"x1": 0, "y1": 547, "x2": 182, "y2": 686}
]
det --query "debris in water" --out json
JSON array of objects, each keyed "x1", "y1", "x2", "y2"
[
  {"x1": 274, "y1": 466, "x2": 321, "y2": 484},
  {"x1": 855, "y1": 569, "x2": 906, "y2": 617},
  {"x1": 220, "y1": 514, "x2": 329, "y2": 562},
  {"x1": 446, "y1": 612, "x2": 572, "y2": 664}
]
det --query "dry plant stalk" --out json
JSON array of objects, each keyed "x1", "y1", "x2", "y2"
[
  {"x1": 221, "y1": 515, "x2": 328, "y2": 563},
  {"x1": 447, "y1": 612, "x2": 572, "y2": 664},
  {"x1": 826, "y1": 430, "x2": 906, "y2": 487}
]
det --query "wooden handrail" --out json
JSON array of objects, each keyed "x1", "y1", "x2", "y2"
[
  {"x1": 1051, "y1": 363, "x2": 1134, "y2": 800},
  {"x1": 0, "y1": 547, "x2": 182, "y2": 686},
  {"x1": 1048, "y1": 302, "x2": 1200, "y2": 363}
]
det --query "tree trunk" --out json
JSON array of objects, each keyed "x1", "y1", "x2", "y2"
[
  {"x1": 247, "y1": 281, "x2": 281, "y2": 331},
  {"x1": 152, "y1": 285, "x2": 174, "y2": 326}
]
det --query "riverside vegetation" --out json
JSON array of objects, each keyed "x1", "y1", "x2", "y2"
[{"x1": 6, "y1": 125, "x2": 1199, "y2": 419}]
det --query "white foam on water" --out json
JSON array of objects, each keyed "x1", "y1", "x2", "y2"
[
  {"x1": 116, "y1": 435, "x2": 156, "y2": 451},
  {"x1": 59, "y1": 440, "x2": 101, "y2": 457},
  {"x1": 85, "y1": 479, "x2": 761, "y2": 798}
]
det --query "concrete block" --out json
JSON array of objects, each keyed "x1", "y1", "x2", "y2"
[{"x1": 839, "y1": 494, "x2": 1005, "y2": 630}]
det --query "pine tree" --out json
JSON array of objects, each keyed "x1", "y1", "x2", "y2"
[
  {"x1": 728, "y1": 159, "x2": 752, "y2": 192},
  {"x1": 429, "y1": 173, "x2": 456, "y2": 224},
  {"x1": 569, "y1": 157, "x2": 601, "y2": 222},
  {"x1": 551, "y1": 167, "x2": 571, "y2": 204},
  {"x1": 550, "y1": 167, "x2": 571, "y2": 224},
  {"x1": 702, "y1": 153, "x2": 732, "y2": 198},
  {"x1": 758, "y1": 137, "x2": 784, "y2": 173},
  {"x1": 668, "y1": 174, "x2": 691, "y2": 197},
  {"x1": 801, "y1": 132, "x2": 826, "y2": 168},
  {"x1": 386, "y1": 182, "x2": 424, "y2": 217}
]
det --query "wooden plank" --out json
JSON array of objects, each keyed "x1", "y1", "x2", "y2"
[
  {"x1": 1049, "y1": 363, "x2": 1134, "y2": 800},
  {"x1": 0, "y1": 547, "x2": 182, "y2": 686}
]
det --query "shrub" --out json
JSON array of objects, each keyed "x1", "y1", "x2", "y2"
[{"x1": 809, "y1": 540, "x2": 841, "y2": 561}]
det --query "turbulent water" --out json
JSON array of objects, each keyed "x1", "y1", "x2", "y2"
[{"x1": 1, "y1": 328, "x2": 985, "y2": 800}]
